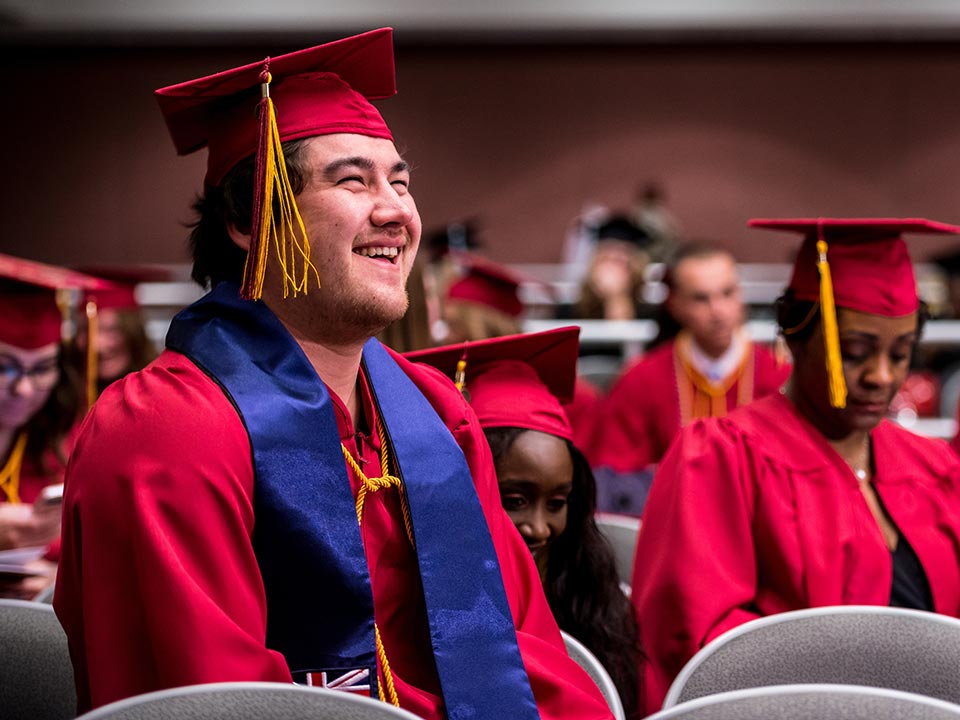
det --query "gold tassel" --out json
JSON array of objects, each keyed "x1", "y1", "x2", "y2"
[
  {"x1": 85, "y1": 300, "x2": 98, "y2": 410},
  {"x1": 240, "y1": 68, "x2": 320, "y2": 301},
  {"x1": 454, "y1": 356, "x2": 467, "y2": 392},
  {"x1": 816, "y1": 237, "x2": 847, "y2": 408}
]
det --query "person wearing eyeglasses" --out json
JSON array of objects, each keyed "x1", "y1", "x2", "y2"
[{"x1": 0, "y1": 254, "x2": 104, "y2": 598}]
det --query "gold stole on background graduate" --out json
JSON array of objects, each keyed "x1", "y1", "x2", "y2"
[{"x1": 673, "y1": 331, "x2": 754, "y2": 427}]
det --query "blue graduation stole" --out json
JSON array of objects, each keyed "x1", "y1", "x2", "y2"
[{"x1": 166, "y1": 282, "x2": 538, "y2": 720}]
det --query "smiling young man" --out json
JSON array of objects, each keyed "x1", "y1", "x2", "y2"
[{"x1": 54, "y1": 29, "x2": 611, "y2": 720}]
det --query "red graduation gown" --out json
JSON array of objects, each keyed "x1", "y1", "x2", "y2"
[
  {"x1": 592, "y1": 339, "x2": 790, "y2": 472},
  {"x1": 633, "y1": 393, "x2": 960, "y2": 715},
  {"x1": 55, "y1": 350, "x2": 610, "y2": 719}
]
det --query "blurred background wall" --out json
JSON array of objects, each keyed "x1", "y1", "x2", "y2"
[{"x1": 3, "y1": 1, "x2": 960, "y2": 266}]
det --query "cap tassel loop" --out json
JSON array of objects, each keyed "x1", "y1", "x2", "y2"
[
  {"x1": 816, "y1": 235, "x2": 847, "y2": 408},
  {"x1": 240, "y1": 65, "x2": 320, "y2": 301}
]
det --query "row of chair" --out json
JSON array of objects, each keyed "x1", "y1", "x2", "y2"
[
  {"x1": 656, "y1": 604, "x2": 960, "y2": 717},
  {"x1": 1, "y1": 598, "x2": 625, "y2": 720}
]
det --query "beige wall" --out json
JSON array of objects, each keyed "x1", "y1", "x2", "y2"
[{"x1": 5, "y1": 40, "x2": 960, "y2": 268}]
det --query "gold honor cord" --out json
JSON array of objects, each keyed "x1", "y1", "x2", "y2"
[
  {"x1": 340, "y1": 421, "x2": 416, "y2": 707},
  {"x1": 0, "y1": 433, "x2": 27, "y2": 504}
]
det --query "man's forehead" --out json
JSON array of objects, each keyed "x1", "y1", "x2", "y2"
[
  {"x1": 304, "y1": 133, "x2": 404, "y2": 165},
  {"x1": 674, "y1": 252, "x2": 738, "y2": 289}
]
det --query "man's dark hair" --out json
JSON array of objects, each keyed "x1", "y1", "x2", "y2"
[
  {"x1": 187, "y1": 140, "x2": 310, "y2": 289},
  {"x1": 663, "y1": 241, "x2": 734, "y2": 292}
]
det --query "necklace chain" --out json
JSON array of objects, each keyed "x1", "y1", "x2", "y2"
[{"x1": 847, "y1": 435, "x2": 871, "y2": 483}]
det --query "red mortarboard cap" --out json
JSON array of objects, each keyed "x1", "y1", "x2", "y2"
[
  {"x1": 446, "y1": 254, "x2": 525, "y2": 318},
  {"x1": 0, "y1": 254, "x2": 115, "y2": 349},
  {"x1": 748, "y1": 217, "x2": 960, "y2": 408},
  {"x1": 748, "y1": 218, "x2": 960, "y2": 316},
  {"x1": 155, "y1": 28, "x2": 396, "y2": 186},
  {"x1": 76, "y1": 265, "x2": 174, "y2": 311},
  {"x1": 405, "y1": 327, "x2": 580, "y2": 441}
]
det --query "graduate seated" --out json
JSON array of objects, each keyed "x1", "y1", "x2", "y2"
[
  {"x1": 0, "y1": 255, "x2": 112, "y2": 598},
  {"x1": 633, "y1": 218, "x2": 960, "y2": 715},
  {"x1": 54, "y1": 30, "x2": 612, "y2": 720},
  {"x1": 408, "y1": 328, "x2": 640, "y2": 720},
  {"x1": 590, "y1": 242, "x2": 790, "y2": 516}
]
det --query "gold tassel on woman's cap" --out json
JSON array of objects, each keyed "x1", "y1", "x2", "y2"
[
  {"x1": 815, "y1": 222, "x2": 847, "y2": 408},
  {"x1": 240, "y1": 64, "x2": 320, "y2": 301}
]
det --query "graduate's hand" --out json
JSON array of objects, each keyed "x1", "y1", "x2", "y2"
[{"x1": 0, "y1": 501, "x2": 61, "y2": 550}]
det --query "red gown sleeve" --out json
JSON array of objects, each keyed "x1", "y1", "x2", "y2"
[
  {"x1": 631, "y1": 418, "x2": 761, "y2": 715},
  {"x1": 592, "y1": 350, "x2": 672, "y2": 472},
  {"x1": 54, "y1": 353, "x2": 291, "y2": 713},
  {"x1": 396, "y1": 354, "x2": 613, "y2": 720}
]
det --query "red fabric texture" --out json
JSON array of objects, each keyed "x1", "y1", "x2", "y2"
[
  {"x1": 468, "y1": 361, "x2": 574, "y2": 442},
  {"x1": 632, "y1": 393, "x2": 960, "y2": 714},
  {"x1": 55, "y1": 349, "x2": 611, "y2": 719},
  {"x1": 591, "y1": 340, "x2": 789, "y2": 471},
  {"x1": 0, "y1": 291, "x2": 62, "y2": 349},
  {"x1": 564, "y1": 377, "x2": 603, "y2": 463}
]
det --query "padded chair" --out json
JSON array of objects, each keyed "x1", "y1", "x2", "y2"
[
  {"x1": 76, "y1": 682, "x2": 425, "y2": 720},
  {"x1": 561, "y1": 630, "x2": 626, "y2": 720},
  {"x1": 0, "y1": 598, "x2": 77, "y2": 720},
  {"x1": 664, "y1": 605, "x2": 960, "y2": 709},
  {"x1": 594, "y1": 512, "x2": 641, "y2": 590},
  {"x1": 649, "y1": 684, "x2": 960, "y2": 720}
]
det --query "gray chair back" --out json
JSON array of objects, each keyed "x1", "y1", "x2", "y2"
[
  {"x1": 665, "y1": 605, "x2": 960, "y2": 709},
  {"x1": 76, "y1": 681, "x2": 425, "y2": 719},
  {"x1": 0, "y1": 598, "x2": 77, "y2": 720},
  {"x1": 649, "y1": 684, "x2": 960, "y2": 720},
  {"x1": 561, "y1": 630, "x2": 626, "y2": 720},
  {"x1": 594, "y1": 512, "x2": 640, "y2": 590}
]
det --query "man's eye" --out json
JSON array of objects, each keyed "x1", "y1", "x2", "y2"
[{"x1": 337, "y1": 176, "x2": 364, "y2": 186}]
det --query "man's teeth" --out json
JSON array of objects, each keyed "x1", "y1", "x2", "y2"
[{"x1": 355, "y1": 246, "x2": 399, "y2": 258}]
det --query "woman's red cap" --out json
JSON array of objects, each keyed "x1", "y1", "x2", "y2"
[{"x1": 749, "y1": 217, "x2": 960, "y2": 316}]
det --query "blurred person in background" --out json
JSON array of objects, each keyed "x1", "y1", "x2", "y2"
[
  {"x1": 0, "y1": 255, "x2": 109, "y2": 598},
  {"x1": 633, "y1": 218, "x2": 960, "y2": 714},
  {"x1": 590, "y1": 242, "x2": 790, "y2": 515},
  {"x1": 571, "y1": 215, "x2": 653, "y2": 321},
  {"x1": 78, "y1": 267, "x2": 162, "y2": 398}
]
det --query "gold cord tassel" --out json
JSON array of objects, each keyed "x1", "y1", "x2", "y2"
[
  {"x1": 85, "y1": 300, "x2": 98, "y2": 410},
  {"x1": 240, "y1": 67, "x2": 320, "y2": 301},
  {"x1": 816, "y1": 237, "x2": 847, "y2": 408}
]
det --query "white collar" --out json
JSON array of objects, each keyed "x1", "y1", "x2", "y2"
[{"x1": 686, "y1": 329, "x2": 747, "y2": 384}]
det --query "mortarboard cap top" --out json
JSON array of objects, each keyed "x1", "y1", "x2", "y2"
[
  {"x1": 405, "y1": 327, "x2": 580, "y2": 441},
  {"x1": 446, "y1": 254, "x2": 526, "y2": 319},
  {"x1": 76, "y1": 265, "x2": 174, "y2": 311},
  {"x1": 748, "y1": 217, "x2": 960, "y2": 317},
  {"x1": 596, "y1": 215, "x2": 651, "y2": 247},
  {"x1": 155, "y1": 27, "x2": 396, "y2": 186},
  {"x1": 0, "y1": 254, "x2": 116, "y2": 349}
]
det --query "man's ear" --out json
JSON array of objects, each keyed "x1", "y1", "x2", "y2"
[{"x1": 227, "y1": 222, "x2": 252, "y2": 252}]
